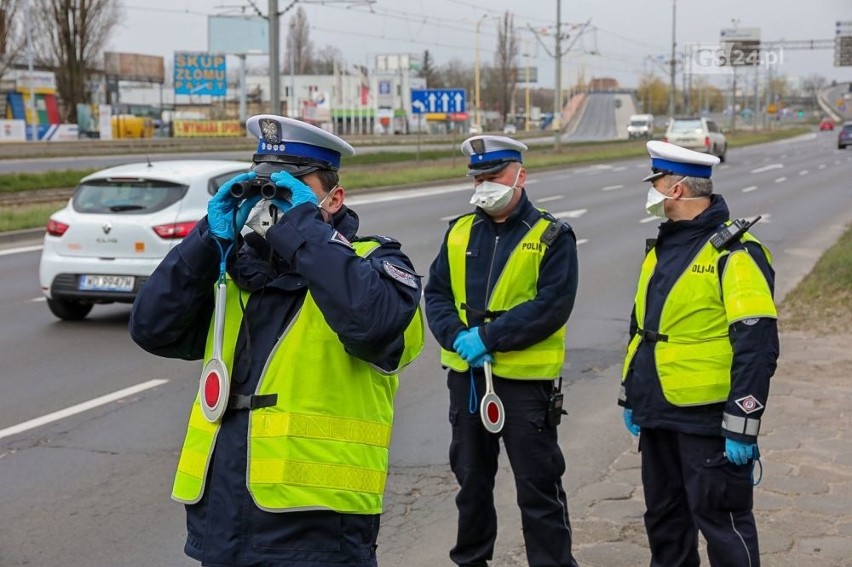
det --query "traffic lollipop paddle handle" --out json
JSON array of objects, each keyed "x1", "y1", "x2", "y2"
[{"x1": 479, "y1": 360, "x2": 505, "y2": 433}]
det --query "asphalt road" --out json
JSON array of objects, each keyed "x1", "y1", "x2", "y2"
[{"x1": 1, "y1": 131, "x2": 851, "y2": 566}]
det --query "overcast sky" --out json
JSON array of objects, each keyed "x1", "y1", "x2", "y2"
[{"x1": 113, "y1": 0, "x2": 852, "y2": 88}]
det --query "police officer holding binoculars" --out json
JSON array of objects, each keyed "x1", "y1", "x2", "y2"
[{"x1": 130, "y1": 114, "x2": 424, "y2": 567}]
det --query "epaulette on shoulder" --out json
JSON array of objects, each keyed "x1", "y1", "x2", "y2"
[{"x1": 354, "y1": 234, "x2": 401, "y2": 248}]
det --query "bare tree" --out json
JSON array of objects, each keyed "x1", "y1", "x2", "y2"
[
  {"x1": 418, "y1": 49, "x2": 440, "y2": 88},
  {"x1": 0, "y1": 0, "x2": 23, "y2": 80},
  {"x1": 493, "y1": 11, "x2": 518, "y2": 125},
  {"x1": 31, "y1": 0, "x2": 121, "y2": 122},
  {"x1": 285, "y1": 6, "x2": 313, "y2": 74},
  {"x1": 313, "y1": 45, "x2": 343, "y2": 75}
]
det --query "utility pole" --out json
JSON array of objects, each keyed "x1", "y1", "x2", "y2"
[
  {"x1": 668, "y1": 0, "x2": 676, "y2": 119},
  {"x1": 554, "y1": 0, "x2": 562, "y2": 150},
  {"x1": 25, "y1": 0, "x2": 36, "y2": 142},
  {"x1": 269, "y1": 0, "x2": 281, "y2": 115}
]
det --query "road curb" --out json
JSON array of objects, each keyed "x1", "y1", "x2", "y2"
[{"x1": 0, "y1": 227, "x2": 44, "y2": 245}]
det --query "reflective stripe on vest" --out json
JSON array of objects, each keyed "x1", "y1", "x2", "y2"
[
  {"x1": 440, "y1": 213, "x2": 566, "y2": 379},
  {"x1": 621, "y1": 232, "x2": 775, "y2": 407},
  {"x1": 172, "y1": 240, "x2": 424, "y2": 514}
]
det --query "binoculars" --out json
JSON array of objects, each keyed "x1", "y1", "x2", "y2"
[{"x1": 229, "y1": 176, "x2": 291, "y2": 201}]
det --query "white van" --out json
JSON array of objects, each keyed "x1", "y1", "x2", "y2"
[{"x1": 627, "y1": 114, "x2": 654, "y2": 139}]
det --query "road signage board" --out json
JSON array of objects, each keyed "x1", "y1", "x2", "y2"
[
  {"x1": 411, "y1": 88, "x2": 466, "y2": 114},
  {"x1": 174, "y1": 52, "x2": 227, "y2": 96}
]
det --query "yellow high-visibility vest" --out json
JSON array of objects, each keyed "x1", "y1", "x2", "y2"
[
  {"x1": 440, "y1": 213, "x2": 566, "y2": 379},
  {"x1": 172, "y1": 240, "x2": 424, "y2": 514},
  {"x1": 621, "y1": 233, "x2": 776, "y2": 406}
]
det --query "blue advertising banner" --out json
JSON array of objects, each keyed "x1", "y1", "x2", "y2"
[{"x1": 174, "y1": 52, "x2": 227, "y2": 96}]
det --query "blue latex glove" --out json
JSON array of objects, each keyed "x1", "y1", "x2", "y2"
[
  {"x1": 623, "y1": 408, "x2": 640, "y2": 437},
  {"x1": 725, "y1": 438, "x2": 758, "y2": 466},
  {"x1": 469, "y1": 353, "x2": 494, "y2": 368},
  {"x1": 207, "y1": 172, "x2": 262, "y2": 241},
  {"x1": 453, "y1": 327, "x2": 489, "y2": 364},
  {"x1": 269, "y1": 171, "x2": 318, "y2": 213}
]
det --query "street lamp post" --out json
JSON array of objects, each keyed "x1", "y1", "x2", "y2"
[
  {"x1": 474, "y1": 14, "x2": 489, "y2": 133},
  {"x1": 668, "y1": 0, "x2": 676, "y2": 119}
]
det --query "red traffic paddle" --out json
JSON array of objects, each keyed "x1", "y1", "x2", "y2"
[
  {"x1": 200, "y1": 281, "x2": 230, "y2": 423},
  {"x1": 480, "y1": 360, "x2": 505, "y2": 433}
]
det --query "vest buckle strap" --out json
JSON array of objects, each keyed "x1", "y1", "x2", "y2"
[
  {"x1": 228, "y1": 394, "x2": 278, "y2": 411},
  {"x1": 638, "y1": 329, "x2": 669, "y2": 343},
  {"x1": 461, "y1": 303, "x2": 507, "y2": 321},
  {"x1": 722, "y1": 412, "x2": 761, "y2": 436}
]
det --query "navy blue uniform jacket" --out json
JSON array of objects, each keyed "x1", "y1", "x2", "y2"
[
  {"x1": 424, "y1": 190, "x2": 578, "y2": 367},
  {"x1": 129, "y1": 203, "x2": 421, "y2": 565},
  {"x1": 621, "y1": 195, "x2": 779, "y2": 443}
]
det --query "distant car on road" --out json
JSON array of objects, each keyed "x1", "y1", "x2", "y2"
[
  {"x1": 838, "y1": 122, "x2": 852, "y2": 150},
  {"x1": 663, "y1": 116, "x2": 727, "y2": 162},
  {"x1": 819, "y1": 117, "x2": 835, "y2": 131},
  {"x1": 38, "y1": 160, "x2": 248, "y2": 320},
  {"x1": 627, "y1": 114, "x2": 654, "y2": 139},
  {"x1": 503, "y1": 123, "x2": 517, "y2": 135}
]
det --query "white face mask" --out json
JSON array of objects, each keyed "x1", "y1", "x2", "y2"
[
  {"x1": 644, "y1": 176, "x2": 688, "y2": 218},
  {"x1": 245, "y1": 201, "x2": 277, "y2": 238},
  {"x1": 470, "y1": 167, "x2": 521, "y2": 215}
]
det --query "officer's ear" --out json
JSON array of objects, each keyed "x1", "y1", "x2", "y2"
[
  {"x1": 323, "y1": 185, "x2": 345, "y2": 214},
  {"x1": 515, "y1": 165, "x2": 527, "y2": 187}
]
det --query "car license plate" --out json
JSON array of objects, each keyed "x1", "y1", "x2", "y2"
[{"x1": 79, "y1": 275, "x2": 135, "y2": 292}]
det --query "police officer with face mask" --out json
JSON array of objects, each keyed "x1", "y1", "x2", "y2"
[
  {"x1": 129, "y1": 115, "x2": 424, "y2": 567},
  {"x1": 424, "y1": 135, "x2": 580, "y2": 567},
  {"x1": 620, "y1": 141, "x2": 779, "y2": 566}
]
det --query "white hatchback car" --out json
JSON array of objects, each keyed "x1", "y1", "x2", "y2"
[
  {"x1": 664, "y1": 117, "x2": 727, "y2": 162},
  {"x1": 39, "y1": 160, "x2": 249, "y2": 320}
]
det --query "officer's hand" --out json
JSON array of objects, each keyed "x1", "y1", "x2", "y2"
[
  {"x1": 469, "y1": 353, "x2": 494, "y2": 368},
  {"x1": 208, "y1": 172, "x2": 261, "y2": 241},
  {"x1": 453, "y1": 327, "x2": 488, "y2": 364},
  {"x1": 623, "y1": 408, "x2": 640, "y2": 437},
  {"x1": 270, "y1": 171, "x2": 318, "y2": 211},
  {"x1": 725, "y1": 438, "x2": 758, "y2": 466}
]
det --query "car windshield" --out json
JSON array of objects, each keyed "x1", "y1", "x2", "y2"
[
  {"x1": 630, "y1": 120, "x2": 648, "y2": 126},
  {"x1": 843, "y1": 125, "x2": 852, "y2": 133},
  {"x1": 72, "y1": 179, "x2": 189, "y2": 214},
  {"x1": 670, "y1": 120, "x2": 703, "y2": 133}
]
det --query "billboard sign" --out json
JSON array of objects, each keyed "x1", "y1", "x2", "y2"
[
  {"x1": 104, "y1": 52, "x2": 165, "y2": 83},
  {"x1": 208, "y1": 16, "x2": 269, "y2": 54},
  {"x1": 174, "y1": 52, "x2": 227, "y2": 96}
]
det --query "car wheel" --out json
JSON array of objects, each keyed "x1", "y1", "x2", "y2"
[
  {"x1": 47, "y1": 298, "x2": 94, "y2": 321},
  {"x1": 839, "y1": 144, "x2": 846, "y2": 150},
  {"x1": 718, "y1": 145, "x2": 727, "y2": 163}
]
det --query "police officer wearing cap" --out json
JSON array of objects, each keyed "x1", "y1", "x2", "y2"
[
  {"x1": 620, "y1": 141, "x2": 779, "y2": 566},
  {"x1": 130, "y1": 115, "x2": 424, "y2": 566},
  {"x1": 424, "y1": 135, "x2": 580, "y2": 567}
]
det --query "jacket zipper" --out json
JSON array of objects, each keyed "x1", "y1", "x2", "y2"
[{"x1": 483, "y1": 234, "x2": 500, "y2": 312}]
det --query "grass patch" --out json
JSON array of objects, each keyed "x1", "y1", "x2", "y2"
[
  {"x1": 725, "y1": 127, "x2": 810, "y2": 148},
  {"x1": 0, "y1": 201, "x2": 66, "y2": 232},
  {"x1": 0, "y1": 169, "x2": 99, "y2": 193},
  {"x1": 781, "y1": 223, "x2": 852, "y2": 334}
]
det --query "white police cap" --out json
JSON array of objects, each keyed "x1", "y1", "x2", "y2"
[
  {"x1": 642, "y1": 140, "x2": 720, "y2": 182},
  {"x1": 246, "y1": 114, "x2": 355, "y2": 175},
  {"x1": 460, "y1": 135, "x2": 528, "y2": 177}
]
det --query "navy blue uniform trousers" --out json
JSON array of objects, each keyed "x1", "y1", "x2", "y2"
[
  {"x1": 447, "y1": 370, "x2": 579, "y2": 567},
  {"x1": 640, "y1": 428, "x2": 759, "y2": 567}
]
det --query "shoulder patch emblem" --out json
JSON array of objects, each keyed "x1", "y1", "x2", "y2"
[
  {"x1": 329, "y1": 230, "x2": 353, "y2": 249},
  {"x1": 382, "y1": 260, "x2": 419, "y2": 289},
  {"x1": 735, "y1": 395, "x2": 764, "y2": 414}
]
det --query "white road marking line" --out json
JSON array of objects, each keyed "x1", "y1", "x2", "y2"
[
  {"x1": 799, "y1": 170, "x2": 809, "y2": 175},
  {"x1": 640, "y1": 216, "x2": 658, "y2": 224},
  {"x1": 525, "y1": 179, "x2": 541, "y2": 184},
  {"x1": 0, "y1": 379, "x2": 169, "y2": 440},
  {"x1": 775, "y1": 177, "x2": 786, "y2": 183},
  {"x1": 612, "y1": 166, "x2": 626, "y2": 172},
  {"x1": 0, "y1": 245, "x2": 43, "y2": 257},
  {"x1": 602, "y1": 184, "x2": 624, "y2": 191},
  {"x1": 750, "y1": 164, "x2": 783, "y2": 174},
  {"x1": 439, "y1": 214, "x2": 464, "y2": 222},
  {"x1": 818, "y1": 164, "x2": 827, "y2": 169},
  {"x1": 30, "y1": 297, "x2": 46, "y2": 302},
  {"x1": 741, "y1": 186, "x2": 758, "y2": 193},
  {"x1": 537, "y1": 195, "x2": 564, "y2": 203},
  {"x1": 576, "y1": 239, "x2": 589, "y2": 246},
  {"x1": 552, "y1": 209, "x2": 587, "y2": 219}
]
